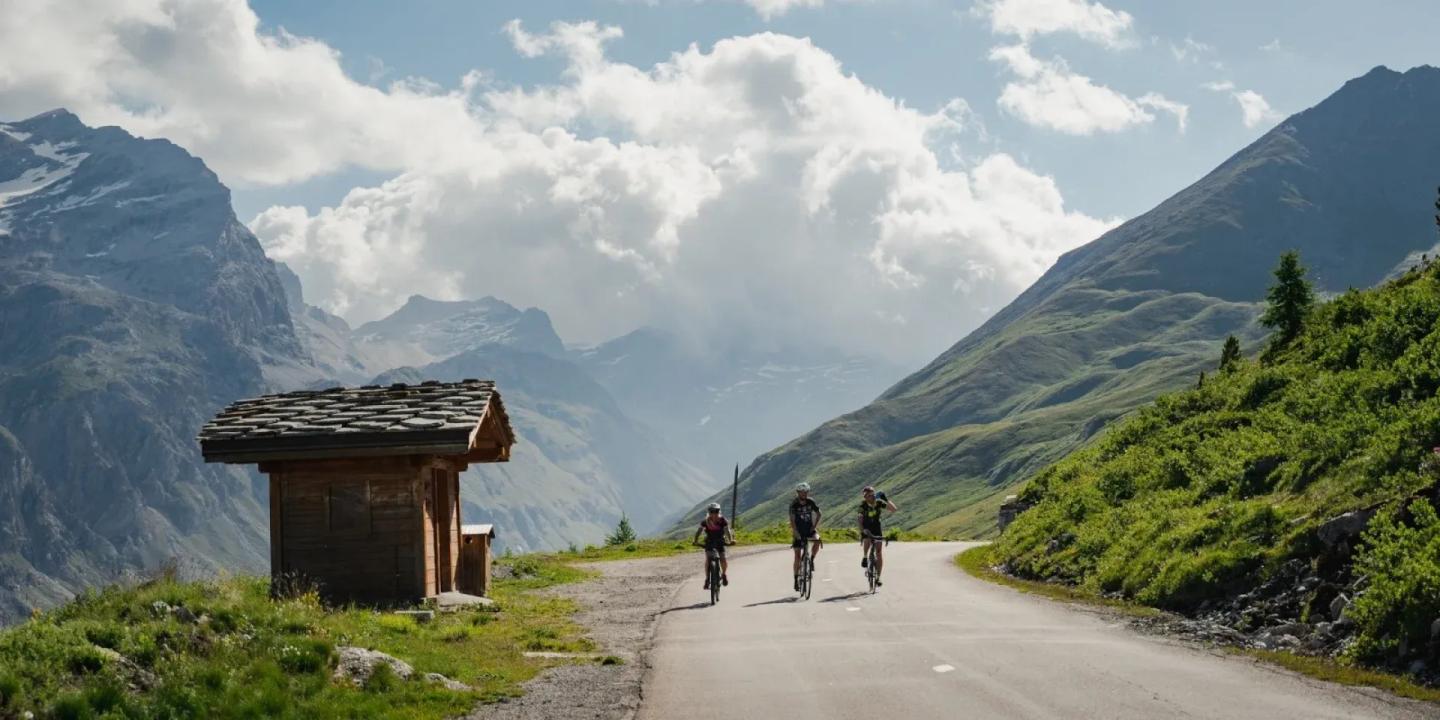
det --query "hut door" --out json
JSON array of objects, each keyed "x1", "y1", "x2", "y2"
[{"x1": 432, "y1": 469, "x2": 453, "y2": 593}]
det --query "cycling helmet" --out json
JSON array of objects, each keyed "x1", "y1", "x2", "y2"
[
  {"x1": 707, "y1": 502, "x2": 721, "y2": 511},
  {"x1": 796, "y1": 482, "x2": 811, "y2": 492},
  {"x1": 862, "y1": 486, "x2": 875, "y2": 494}
]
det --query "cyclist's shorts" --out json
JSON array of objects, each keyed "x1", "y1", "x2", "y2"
[
  {"x1": 862, "y1": 522, "x2": 884, "y2": 539},
  {"x1": 705, "y1": 543, "x2": 727, "y2": 558},
  {"x1": 791, "y1": 530, "x2": 816, "y2": 550}
]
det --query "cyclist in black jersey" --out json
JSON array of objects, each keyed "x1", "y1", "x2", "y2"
[
  {"x1": 789, "y1": 482, "x2": 822, "y2": 591},
  {"x1": 693, "y1": 502, "x2": 735, "y2": 590},
  {"x1": 858, "y1": 486, "x2": 897, "y2": 585}
]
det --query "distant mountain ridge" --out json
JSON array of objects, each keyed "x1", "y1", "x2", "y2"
[
  {"x1": 695, "y1": 65, "x2": 1440, "y2": 537},
  {"x1": 572, "y1": 327, "x2": 901, "y2": 481}
]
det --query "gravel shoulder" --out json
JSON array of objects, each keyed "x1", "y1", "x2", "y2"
[{"x1": 464, "y1": 546, "x2": 781, "y2": 720}]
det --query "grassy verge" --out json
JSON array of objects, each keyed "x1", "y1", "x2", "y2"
[
  {"x1": 532, "y1": 522, "x2": 949, "y2": 565},
  {"x1": 955, "y1": 545, "x2": 1440, "y2": 704},
  {"x1": 0, "y1": 557, "x2": 593, "y2": 720},
  {"x1": 1243, "y1": 650, "x2": 1440, "y2": 704},
  {"x1": 954, "y1": 545, "x2": 1160, "y2": 618}
]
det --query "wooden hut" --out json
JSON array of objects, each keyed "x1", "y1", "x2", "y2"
[{"x1": 197, "y1": 379, "x2": 514, "y2": 605}]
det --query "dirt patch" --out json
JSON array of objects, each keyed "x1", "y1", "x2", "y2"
[{"x1": 464, "y1": 547, "x2": 778, "y2": 720}]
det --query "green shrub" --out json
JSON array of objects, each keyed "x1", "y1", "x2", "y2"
[
  {"x1": 0, "y1": 671, "x2": 19, "y2": 708},
  {"x1": 276, "y1": 639, "x2": 331, "y2": 675},
  {"x1": 51, "y1": 693, "x2": 92, "y2": 720},
  {"x1": 376, "y1": 614, "x2": 416, "y2": 635},
  {"x1": 1347, "y1": 501, "x2": 1440, "y2": 666},
  {"x1": 365, "y1": 662, "x2": 398, "y2": 694}
]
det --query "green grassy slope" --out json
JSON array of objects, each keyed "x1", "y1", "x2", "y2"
[
  {"x1": 0, "y1": 558, "x2": 596, "y2": 719},
  {"x1": 676, "y1": 65, "x2": 1440, "y2": 539},
  {"x1": 994, "y1": 259, "x2": 1440, "y2": 674}
]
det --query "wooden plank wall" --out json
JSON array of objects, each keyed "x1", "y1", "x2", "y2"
[{"x1": 271, "y1": 457, "x2": 424, "y2": 604}]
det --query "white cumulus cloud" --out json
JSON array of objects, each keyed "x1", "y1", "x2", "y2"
[
  {"x1": 990, "y1": 44, "x2": 1187, "y2": 134},
  {"x1": 0, "y1": 1, "x2": 1119, "y2": 364},
  {"x1": 976, "y1": 0, "x2": 1135, "y2": 49},
  {"x1": 745, "y1": 0, "x2": 827, "y2": 20},
  {"x1": 1203, "y1": 81, "x2": 1282, "y2": 129}
]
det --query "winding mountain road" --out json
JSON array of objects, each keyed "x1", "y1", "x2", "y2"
[{"x1": 637, "y1": 542, "x2": 1433, "y2": 720}]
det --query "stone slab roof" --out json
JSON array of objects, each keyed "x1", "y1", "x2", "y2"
[{"x1": 198, "y1": 379, "x2": 514, "y2": 463}]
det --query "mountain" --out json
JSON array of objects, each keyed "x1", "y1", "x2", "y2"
[
  {"x1": 268, "y1": 261, "x2": 373, "y2": 386},
  {"x1": 572, "y1": 328, "x2": 901, "y2": 479},
  {"x1": 375, "y1": 347, "x2": 713, "y2": 553},
  {"x1": 0, "y1": 110, "x2": 303, "y2": 620},
  {"x1": 353, "y1": 295, "x2": 566, "y2": 372},
  {"x1": 697, "y1": 65, "x2": 1440, "y2": 537}
]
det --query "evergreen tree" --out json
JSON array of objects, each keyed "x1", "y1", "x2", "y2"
[
  {"x1": 1218, "y1": 335, "x2": 1242, "y2": 373},
  {"x1": 1260, "y1": 250, "x2": 1314, "y2": 348},
  {"x1": 606, "y1": 514, "x2": 637, "y2": 546}
]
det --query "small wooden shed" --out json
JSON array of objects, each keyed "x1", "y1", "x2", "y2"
[
  {"x1": 197, "y1": 379, "x2": 514, "y2": 605},
  {"x1": 458, "y1": 524, "x2": 496, "y2": 597}
]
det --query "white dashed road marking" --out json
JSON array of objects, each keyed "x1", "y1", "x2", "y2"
[{"x1": 933, "y1": 664, "x2": 955, "y2": 674}]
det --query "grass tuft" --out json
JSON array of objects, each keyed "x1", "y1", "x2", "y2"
[{"x1": 954, "y1": 545, "x2": 1159, "y2": 618}]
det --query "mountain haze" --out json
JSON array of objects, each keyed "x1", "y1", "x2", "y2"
[
  {"x1": 695, "y1": 65, "x2": 1440, "y2": 537},
  {"x1": 375, "y1": 347, "x2": 713, "y2": 553}
]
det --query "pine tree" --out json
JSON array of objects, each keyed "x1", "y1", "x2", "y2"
[
  {"x1": 605, "y1": 514, "x2": 637, "y2": 546},
  {"x1": 1260, "y1": 250, "x2": 1314, "y2": 348},
  {"x1": 1218, "y1": 335, "x2": 1242, "y2": 373}
]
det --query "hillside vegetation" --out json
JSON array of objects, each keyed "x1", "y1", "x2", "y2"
[{"x1": 994, "y1": 255, "x2": 1440, "y2": 677}]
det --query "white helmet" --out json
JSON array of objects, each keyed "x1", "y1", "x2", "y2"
[
  {"x1": 796, "y1": 482, "x2": 811, "y2": 492},
  {"x1": 707, "y1": 502, "x2": 721, "y2": 511}
]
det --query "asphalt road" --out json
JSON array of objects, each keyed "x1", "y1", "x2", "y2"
[{"x1": 637, "y1": 542, "x2": 1434, "y2": 720}]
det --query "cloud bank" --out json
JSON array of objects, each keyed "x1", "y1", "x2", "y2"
[{"x1": 0, "y1": 0, "x2": 1118, "y2": 364}]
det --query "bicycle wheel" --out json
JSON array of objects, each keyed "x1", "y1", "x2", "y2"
[
  {"x1": 803, "y1": 549, "x2": 813, "y2": 600},
  {"x1": 710, "y1": 559, "x2": 720, "y2": 605},
  {"x1": 867, "y1": 544, "x2": 878, "y2": 594}
]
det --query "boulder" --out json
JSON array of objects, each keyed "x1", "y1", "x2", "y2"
[
  {"x1": 94, "y1": 647, "x2": 158, "y2": 691},
  {"x1": 1316, "y1": 510, "x2": 1376, "y2": 549},
  {"x1": 1329, "y1": 594, "x2": 1349, "y2": 622},
  {"x1": 334, "y1": 647, "x2": 414, "y2": 687},
  {"x1": 423, "y1": 672, "x2": 472, "y2": 692}
]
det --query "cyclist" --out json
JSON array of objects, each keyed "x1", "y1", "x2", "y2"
[
  {"x1": 790, "y1": 482, "x2": 822, "y2": 591},
  {"x1": 693, "y1": 502, "x2": 734, "y2": 590},
  {"x1": 858, "y1": 486, "x2": 897, "y2": 585}
]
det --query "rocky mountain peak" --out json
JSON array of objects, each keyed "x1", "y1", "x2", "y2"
[{"x1": 0, "y1": 111, "x2": 298, "y2": 359}]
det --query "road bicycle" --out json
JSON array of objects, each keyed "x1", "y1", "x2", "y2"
[
  {"x1": 862, "y1": 530, "x2": 889, "y2": 594},
  {"x1": 707, "y1": 547, "x2": 723, "y2": 605},
  {"x1": 796, "y1": 533, "x2": 820, "y2": 600},
  {"x1": 695, "y1": 541, "x2": 727, "y2": 605}
]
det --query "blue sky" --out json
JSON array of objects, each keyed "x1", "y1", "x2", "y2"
[
  {"x1": 4, "y1": 0, "x2": 1438, "y2": 362},
  {"x1": 235, "y1": 0, "x2": 1440, "y2": 222}
]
